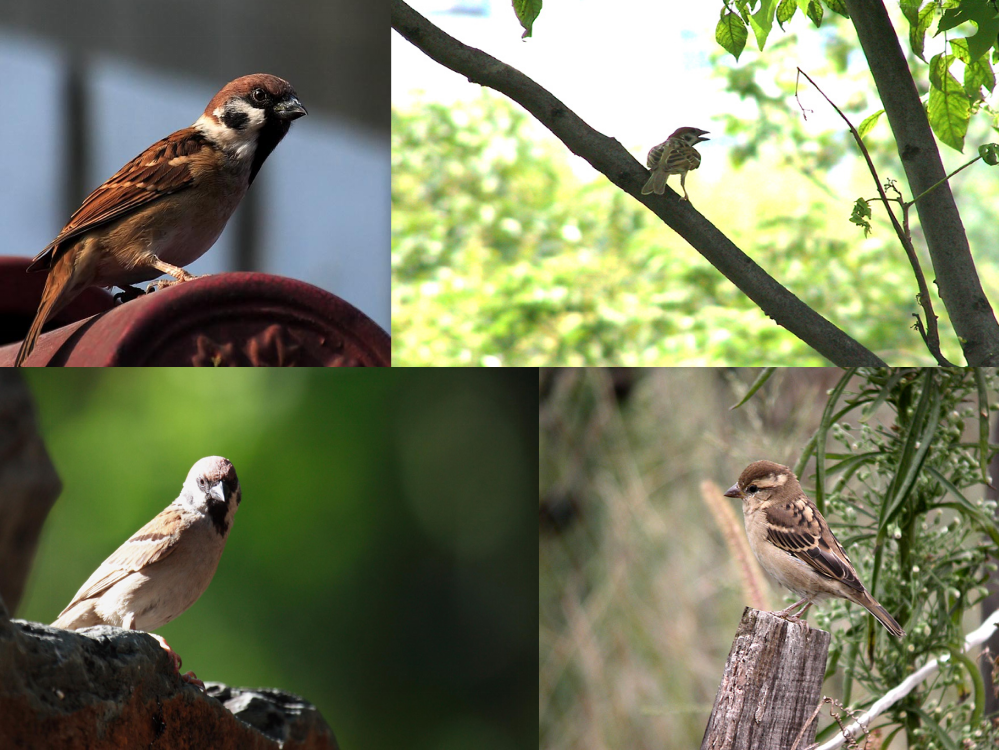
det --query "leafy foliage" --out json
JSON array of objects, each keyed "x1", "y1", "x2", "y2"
[
  {"x1": 716, "y1": 0, "x2": 999, "y2": 153},
  {"x1": 392, "y1": 93, "x2": 963, "y2": 365},
  {"x1": 791, "y1": 368, "x2": 999, "y2": 748}
]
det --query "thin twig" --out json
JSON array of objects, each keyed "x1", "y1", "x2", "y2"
[
  {"x1": 795, "y1": 68, "x2": 953, "y2": 366},
  {"x1": 813, "y1": 607, "x2": 999, "y2": 749}
]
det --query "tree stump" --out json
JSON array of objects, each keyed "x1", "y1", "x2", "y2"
[{"x1": 700, "y1": 607, "x2": 830, "y2": 750}]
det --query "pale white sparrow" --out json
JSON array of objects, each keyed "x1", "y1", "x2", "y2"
[
  {"x1": 52, "y1": 456, "x2": 242, "y2": 684},
  {"x1": 724, "y1": 460, "x2": 905, "y2": 637}
]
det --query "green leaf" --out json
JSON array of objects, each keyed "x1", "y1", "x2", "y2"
[
  {"x1": 749, "y1": 0, "x2": 777, "y2": 50},
  {"x1": 939, "y1": 0, "x2": 999, "y2": 62},
  {"x1": 949, "y1": 37, "x2": 972, "y2": 64},
  {"x1": 776, "y1": 0, "x2": 797, "y2": 29},
  {"x1": 806, "y1": 0, "x2": 824, "y2": 26},
  {"x1": 822, "y1": 0, "x2": 848, "y2": 18},
  {"x1": 729, "y1": 368, "x2": 776, "y2": 410},
  {"x1": 980, "y1": 143, "x2": 999, "y2": 165},
  {"x1": 858, "y1": 109, "x2": 884, "y2": 139},
  {"x1": 899, "y1": 0, "x2": 922, "y2": 26},
  {"x1": 964, "y1": 57, "x2": 996, "y2": 98},
  {"x1": 716, "y1": 11, "x2": 749, "y2": 60},
  {"x1": 911, "y1": 2, "x2": 937, "y2": 62},
  {"x1": 928, "y1": 54, "x2": 971, "y2": 151},
  {"x1": 513, "y1": 0, "x2": 543, "y2": 39},
  {"x1": 850, "y1": 198, "x2": 873, "y2": 236}
]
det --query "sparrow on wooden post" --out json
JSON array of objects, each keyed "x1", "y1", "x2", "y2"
[
  {"x1": 641, "y1": 126, "x2": 709, "y2": 201},
  {"x1": 52, "y1": 456, "x2": 242, "y2": 687},
  {"x1": 15, "y1": 74, "x2": 307, "y2": 367},
  {"x1": 724, "y1": 460, "x2": 905, "y2": 637}
]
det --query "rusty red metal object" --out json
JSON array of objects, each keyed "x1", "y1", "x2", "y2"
[{"x1": 0, "y1": 258, "x2": 389, "y2": 366}]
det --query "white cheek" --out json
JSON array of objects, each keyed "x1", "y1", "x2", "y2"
[{"x1": 194, "y1": 100, "x2": 264, "y2": 161}]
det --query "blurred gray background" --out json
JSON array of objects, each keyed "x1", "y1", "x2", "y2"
[{"x1": 0, "y1": 0, "x2": 389, "y2": 330}]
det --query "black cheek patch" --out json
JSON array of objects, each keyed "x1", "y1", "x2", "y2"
[
  {"x1": 222, "y1": 108, "x2": 249, "y2": 131},
  {"x1": 206, "y1": 497, "x2": 230, "y2": 537}
]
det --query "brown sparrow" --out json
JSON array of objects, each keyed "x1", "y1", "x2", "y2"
[
  {"x1": 641, "y1": 126, "x2": 709, "y2": 201},
  {"x1": 15, "y1": 74, "x2": 307, "y2": 367},
  {"x1": 52, "y1": 456, "x2": 242, "y2": 685},
  {"x1": 724, "y1": 460, "x2": 905, "y2": 637}
]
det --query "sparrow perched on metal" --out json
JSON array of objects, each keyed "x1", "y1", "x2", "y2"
[
  {"x1": 52, "y1": 456, "x2": 242, "y2": 686},
  {"x1": 641, "y1": 126, "x2": 709, "y2": 201},
  {"x1": 724, "y1": 460, "x2": 905, "y2": 637},
  {"x1": 15, "y1": 74, "x2": 307, "y2": 367}
]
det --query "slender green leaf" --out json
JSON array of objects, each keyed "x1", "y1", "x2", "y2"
[
  {"x1": 822, "y1": 0, "x2": 848, "y2": 18},
  {"x1": 513, "y1": 0, "x2": 543, "y2": 39},
  {"x1": 749, "y1": 0, "x2": 778, "y2": 50},
  {"x1": 973, "y1": 369, "x2": 991, "y2": 483},
  {"x1": 928, "y1": 54, "x2": 971, "y2": 152},
  {"x1": 716, "y1": 11, "x2": 749, "y2": 60},
  {"x1": 964, "y1": 57, "x2": 996, "y2": 98},
  {"x1": 911, "y1": 2, "x2": 937, "y2": 62},
  {"x1": 806, "y1": 0, "x2": 823, "y2": 26},
  {"x1": 858, "y1": 109, "x2": 884, "y2": 140},
  {"x1": 776, "y1": 0, "x2": 797, "y2": 29},
  {"x1": 861, "y1": 368, "x2": 908, "y2": 421},
  {"x1": 729, "y1": 367, "x2": 776, "y2": 410}
]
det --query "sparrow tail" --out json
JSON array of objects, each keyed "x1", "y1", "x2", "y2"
[
  {"x1": 858, "y1": 591, "x2": 905, "y2": 637},
  {"x1": 15, "y1": 252, "x2": 79, "y2": 367},
  {"x1": 641, "y1": 169, "x2": 668, "y2": 195}
]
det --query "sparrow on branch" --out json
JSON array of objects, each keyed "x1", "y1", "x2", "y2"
[
  {"x1": 641, "y1": 127, "x2": 709, "y2": 201},
  {"x1": 15, "y1": 74, "x2": 307, "y2": 367},
  {"x1": 724, "y1": 460, "x2": 905, "y2": 637}
]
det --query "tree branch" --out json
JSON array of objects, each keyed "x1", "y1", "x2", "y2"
[
  {"x1": 795, "y1": 68, "x2": 953, "y2": 367},
  {"x1": 391, "y1": 0, "x2": 887, "y2": 366},
  {"x1": 843, "y1": 0, "x2": 999, "y2": 366}
]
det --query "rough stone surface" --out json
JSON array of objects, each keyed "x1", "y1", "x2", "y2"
[{"x1": 0, "y1": 615, "x2": 337, "y2": 749}]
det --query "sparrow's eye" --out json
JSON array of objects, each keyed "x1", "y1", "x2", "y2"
[
  {"x1": 251, "y1": 87, "x2": 267, "y2": 104},
  {"x1": 748, "y1": 484, "x2": 758, "y2": 493},
  {"x1": 197, "y1": 477, "x2": 208, "y2": 492}
]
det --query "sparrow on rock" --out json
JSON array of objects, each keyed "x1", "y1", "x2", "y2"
[
  {"x1": 641, "y1": 127, "x2": 708, "y2": 201},
  {"x1": 724, "y1": 460, "x2": 905, "y2": 637},
  {"x1": 15, "y1": 74, "x2": 307, "y2": 367},
  {"x1": 52, "y1": 456, "x2": 242, "y2": 686}
]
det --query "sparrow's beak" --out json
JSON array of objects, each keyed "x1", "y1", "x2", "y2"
[
  {"x1": 208, "y1": 482, "x2": 227, "y2": 504},
  {"x1": 723, "y1": 483, "x2": 742, "y2": 499},
  {"x1": 698, "y1": 132, "x2": 710, "y2": 141},
  {"x1": 275, "y1": 96, "x2": 308, "y2": 121}
]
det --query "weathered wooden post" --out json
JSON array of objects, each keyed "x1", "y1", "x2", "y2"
[{"x1": 700, "y1": 608, "x2": 830, "y2": 750}]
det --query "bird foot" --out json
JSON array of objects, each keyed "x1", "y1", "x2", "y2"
[
  {"x1": 181, "y1": 671, "x2": 206, "y2": 691},
  {"x1": 113, "y1": 285, "x2": 146, "y2": 305},
  {"x1": 145, "y1": 274, "x2": 202, "y2": 293},
  {"x1": 149, "y1": 633, "x2": 182, "y2": 672}
]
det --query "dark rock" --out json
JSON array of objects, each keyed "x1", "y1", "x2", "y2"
[{"x1": 0, "y1": 616, "x2": 337, "y2": 749}]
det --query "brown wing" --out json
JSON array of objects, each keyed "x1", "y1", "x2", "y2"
[
  {"x1": 764, "y1": 495, "x2": 866, "y2": 594},
  {"x1": 57, "y1": 507, "x2": 187, "y2": 613},
  {"x1": 27, "y1": 128, "x2": 208, "y2": 273}
]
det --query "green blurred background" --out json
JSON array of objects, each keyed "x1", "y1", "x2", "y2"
[{"x1": 17, "y1": 370, "x2": 534, "y2": 750}]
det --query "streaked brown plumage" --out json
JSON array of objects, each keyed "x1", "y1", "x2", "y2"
[
  {"x1": 15, "y1": 74, "x2": 306, "y2": 367},
  {"x1": 724, "y1": 460, "x2": 905, "y2": 637},
  {"x1": 641, "y1": 126, "x2": 708, "y2": 201}
]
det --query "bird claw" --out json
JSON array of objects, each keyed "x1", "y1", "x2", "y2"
[
  {"x1": 181, "y1": 671, "x2": 206, "y2": 691},
  {"x1": 113, "y1": 285, "x2": 145, "y2": 305},
  {"x1": 150, "y1": 633, "x2": 182, "y2": 672},
  {"x1": 145, "y1": 273, "x2": 201, "y2": 293}
]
